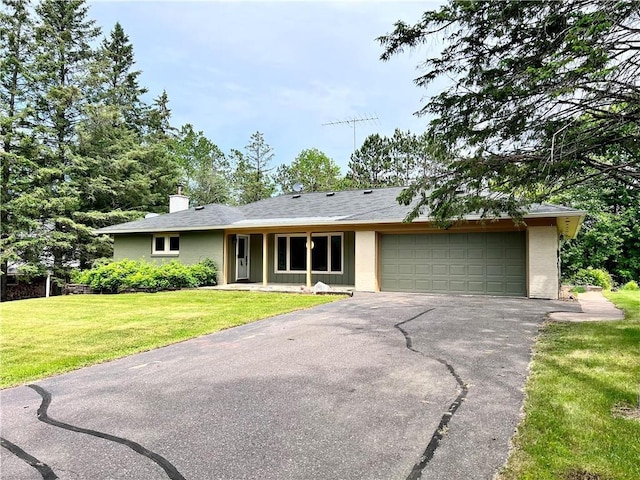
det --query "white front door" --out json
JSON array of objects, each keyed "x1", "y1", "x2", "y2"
[{"x1": 236, "y1": 235, "x2": 250, "y2": 280}]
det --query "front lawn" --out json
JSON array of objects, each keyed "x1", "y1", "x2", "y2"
[
  {"x1": 0, "y1": 290, "x2": 344, "y2": 388},
  {"x1": 499, "y1": 291, "x2": 640, "y2": 480}
]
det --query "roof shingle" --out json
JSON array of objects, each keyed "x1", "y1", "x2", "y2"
[{"x1": 96, "y1": 187, "x2": 584, "y2": 234}]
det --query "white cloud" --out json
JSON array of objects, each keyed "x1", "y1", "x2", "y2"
[{"x1": 89, "y1": 1, "x2": 447, "y2": 172}]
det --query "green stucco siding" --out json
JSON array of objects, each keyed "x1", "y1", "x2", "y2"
[
  {"x1": 112, "y1": 231, "x2": 224, "y2": 270},
  {"x1": 179, "y1": 231, "x2": 224, "y2": 267},
  {"x1": 113, "y1": 234, "x2": 151, "y2": 261}
]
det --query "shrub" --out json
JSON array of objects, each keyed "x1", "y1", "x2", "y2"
[
  {"x1": 189, "y1": 258, "x2": 217, "y2": 286},
  {"x1": 571, "y1": 286, "x2": 587, "y2": 294},
  {"x1": 620, "y1": 280, "x2": 639, "y2": 291},
  {"x1": 572, "y1": 267, "x2": 613, "y2": 290},
  {"x1": 72, "y1": 258, "x2": 217, "y2": 293}
]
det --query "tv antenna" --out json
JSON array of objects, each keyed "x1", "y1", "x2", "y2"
[{"x1": 322, "y1": 114, "x2": 380, "y2": 153}]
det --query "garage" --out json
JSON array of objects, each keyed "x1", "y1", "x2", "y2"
[{"x1": 380, "y1": 232, "x2": 527, "y2": 296}]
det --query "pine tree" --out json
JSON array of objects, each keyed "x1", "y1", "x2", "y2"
[
  {"x1": 379, "y1": 0, "x2": 640, "y2": 221},
  {"x1": 233, "y1": 131, "x2": 275, "y2": 204},
  {"x1": 89, "y1": 21, "x2": 147, "y2": 131},
  {"x1": 28, "y1": 0, "x2": 101, "y2": 280},
  {"x1": 146, "y1": 90, "x2": 175, "y2": 140},
  {"x1": 0, "y1": 0, "x2": 38, "y2": 300},
  {"x1": 347, "y1": 134, "x2": 392, "y2": 188}
]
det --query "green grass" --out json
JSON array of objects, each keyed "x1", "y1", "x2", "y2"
[
  {"x1": 499, "y1": 291, "x2": 640, "y2": 480},
  {"x1": 0, "y1": 290, "x2": 344, "y2": 388}
]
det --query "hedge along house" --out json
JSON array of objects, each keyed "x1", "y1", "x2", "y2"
[{"x1": 95, "y1": 187, "x2": 585, "y2": 300}]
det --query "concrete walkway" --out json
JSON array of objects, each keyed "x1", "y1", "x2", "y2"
[{"x1": 549, "y1": 291, "x2": 625, "y2": 322}]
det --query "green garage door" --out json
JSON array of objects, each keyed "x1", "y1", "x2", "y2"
[{"x1": 380, "y1": 232, "x2": 526, "y2": 296}]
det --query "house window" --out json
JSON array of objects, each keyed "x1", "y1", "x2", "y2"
[
  {"x1": 153, "y1": 234, "x2": 179, "y2": 255},
  {"x1": 275, "y1": 233, "x2": 343, "y2": 274}
]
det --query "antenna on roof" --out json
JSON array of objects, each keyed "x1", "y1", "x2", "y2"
[
  {"x1": 322, "y1": 113, "x2": 380, "y2": 153},
  {"x1": 292, "y1": 182, "x2": 303, "y2": 193}
]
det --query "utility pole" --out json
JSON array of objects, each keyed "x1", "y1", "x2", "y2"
[{"x1": 322, "y1": 114, "x2": 380, "y2": 153}]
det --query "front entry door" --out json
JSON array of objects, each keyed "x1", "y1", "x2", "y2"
[{"x1": 236, "y1": 235, "x2": 250, "y2": 280}]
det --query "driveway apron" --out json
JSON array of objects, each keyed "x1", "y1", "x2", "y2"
[{"x1": 0, "y1": 293, "x2": 579, "y2": 479}]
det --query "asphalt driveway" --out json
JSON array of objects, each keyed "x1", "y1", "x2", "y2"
[{"x1": 1, "y1": 293, "x2": 579, "y2": 480}]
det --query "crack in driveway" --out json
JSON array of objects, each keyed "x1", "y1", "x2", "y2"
[
  {"x1": 27, "y1": 384, "x2": 186, "y2": 480},
  {"x1": 1, "y1": 436, "x2": 58, "y2": 479},
  {"x1": 395, "y1": 309, "x2": 470, "y2": 480}
]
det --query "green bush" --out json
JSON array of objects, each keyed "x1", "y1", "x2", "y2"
[
  {"x1": 189, "y1": 258, "x2": 218, "y2": 286},
  {"x1": 620, "y1": 280, "x2": 639, "y2": 291},
  {"x1": 571, "y1": 267, "x2": 613, "y2": 290},
  {"x1": 71, "y1": 258, "x2": 217, "y2": 293}
]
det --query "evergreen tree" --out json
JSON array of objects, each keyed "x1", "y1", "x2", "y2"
[
  {"x1": 73, "y1": 104, "x2": 181, "y2": 267},
  {"x1": 347, "y1": 133, "x2": 393, "y2": 188},
  {"x1": 0, "y1": 0, "x2": 38, "y2": 300},
  {"x1": 379, "y1": 0, "x2": 640, "y2": 222},
  {"x1": 27, "y1": 0, "x2": 100, "y2": 280},
  {"x1": 347, "y1": 130, "x2": 440, "y2": 190},
  {"x1": 233, "y1": 131, "x2": 275, "y2": 204},
  {"x1": 89, "y1": 21, "x2": 147, "y2": 131},
  {"x1": 146, "y1": 89, "x2": 175, "y2": 140}
]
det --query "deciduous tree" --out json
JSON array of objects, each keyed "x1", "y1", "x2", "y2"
[
  {"x1": 275, "y1": 148, "x2": 341, "y2": 193},
  {"x1": 170, "y1": 124, "x2": 230, "y2": 205}
]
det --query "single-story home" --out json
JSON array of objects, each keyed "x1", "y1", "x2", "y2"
[{"x1": 95, "y1": 187, "x2": 585, "y2": 299}]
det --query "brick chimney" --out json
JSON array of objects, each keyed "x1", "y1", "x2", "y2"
[{"x1": 169, "y1": 185, "x2": 189, "y2": 213}]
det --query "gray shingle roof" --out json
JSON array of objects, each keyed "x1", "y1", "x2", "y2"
[
  {"x1": 96, "y1": 204, "x2": 244, "y2": 234},
  {"x1": 95, "y1": 187, "x2": 584, "y2": 234}
]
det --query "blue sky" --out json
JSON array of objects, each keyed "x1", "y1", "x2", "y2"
[{"x1": 89, "y1": 1, "x2": 445, "y2": 173}]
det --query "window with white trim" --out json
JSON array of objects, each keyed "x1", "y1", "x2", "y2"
[
  {"x1": 152, "y1": 234, "x2": 180, "y2": 255},
  {"x1": 275, "y1": 233, "x2": 343, "y2": 274}
]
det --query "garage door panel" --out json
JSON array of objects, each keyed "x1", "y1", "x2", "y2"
[
  {"x1": 468, "y1": 265, "x2": 484, "y2": 276},
  {"x1": 468, "y1": 281, "x2": 486, "y2": 292},
  {"x1": 398, "y1": 264, "x2": 414, "y2": 275},
  {"x1": 399, "y1": 249, "x2": 414, "y2": 259},
  {"x1": 487, "y1": 250, "x2": 505, "y2": 260},
  {"x1": 432, "y1": 264, "x2": 448, "y2": 275},
  {"x1": 432, "y1": 249, "x2": 448, "y2": 259},
  {"x1": 382, "y1": 264, "x2": 398, "y2": 275},
  {"x1": 397, "y1": 279, "x2": 415, "y2": 290},
  {"x1": 398, "y1": 236, "x2": 415, "y2": 246},
  {"x1": 506, "y1": 248, "x2": 524, "y2": 260},
  {"x1": 450, "y1": 265, "x2": 466, "y2": 275},
  {"x1": 380, "y1": 232, "x2": 526, "y2": 296},
  {"x1": 506, "y1": 265, "x2": 525, "y2": 276},
  {"x1": 432, "y1": 280, "x2": 450, "y2": 291},
  {"x1": 415, "y1": 264, "x2": 431, "y2": 275},
  {"x1": 450, "y1": 249, "x2": 466, "y2": 260},
  {"x1": 415, "y1": 280, "x2": 432, "y2": 290},
  {"x1": 487, "y1": 282, "x2": 506, "y2": 293},
  {"x1": 382, "y1": 249, "x2": 398, "y2": 259}
]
